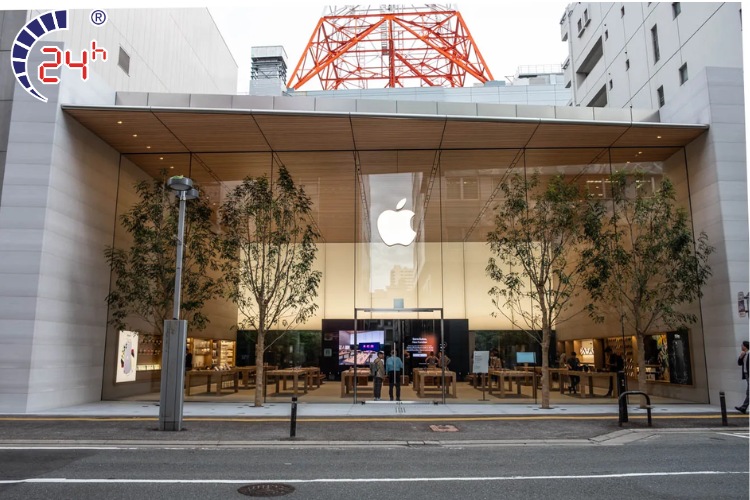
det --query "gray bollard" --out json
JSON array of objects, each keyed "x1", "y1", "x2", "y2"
[
  {"x1": 719, "y1": 391, "x2": 728, "y2": 426},
  {"x1": 290, "y1": 396, "x2": 298, "y2": 438}
]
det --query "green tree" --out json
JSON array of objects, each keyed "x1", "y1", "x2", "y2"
[
  {"x1": 486, "y1": 173, "x2": 600, "y2": 409},
  {"x1": 219, "y1": 165, "x2": 322, "y2": 407},
  {"x1": 584, "y1": 173, "x2": 713, "y2": 394},
  {"x1": 104, "y1": 176, "x2": 222, "y2": 336}
]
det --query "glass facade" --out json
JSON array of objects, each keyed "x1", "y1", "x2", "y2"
[{"x1": 103, "y1": 141, "x2": 703, "y2": 404}]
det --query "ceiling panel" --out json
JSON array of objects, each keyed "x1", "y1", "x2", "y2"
[
  {"x1": 525, "y1": 123, "x2": 629, "y2": 148},
  {"x1": 154, "y1": 112, "x2": 269, "y2": 152},
  {"x1": 351, "y1": 117, "x2": 445, "y2": 150},
  {"x1": 252, "y1": 114, "x2": 355, "y2": 151},
  {"x1": 612, "y1": 125, "x2": 706, "y2": 147},
  {"x1": 66, "y1": 109, "x2": 187, "y2": 153},
  {"x1": 440, "y1": 120, "x2": 538, "y2": 149}
]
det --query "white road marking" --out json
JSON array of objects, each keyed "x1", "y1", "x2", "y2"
[
  {"x1": 0, "y1": 471, "x2": 746, "y2": 485},
  {"x1": 717, "y1": 432, "x2": 750, "y2": 439}
]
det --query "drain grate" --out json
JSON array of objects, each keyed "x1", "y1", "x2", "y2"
[
  {"x1": 429, "y1": 424, "x2": 458, "y2": 432},
  {"x1": 237, "y1": 483, "x2": 296, "y2": 497}
]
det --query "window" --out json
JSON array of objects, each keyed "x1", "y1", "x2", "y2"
[
  {"x1": 446, "y1": 177, "x2": 478, "y2": 200},
  {"x1": 583, "y1": 8, "x2": 590, "y2": 26},
  {"x1": 625, "y1": 58, "x2": 630, "y2": 70},
  {"x1": 672, "y1": 2, "x2": 681, "y2": 18},
  {"x1": 679, "y1": 63, "x2": 688, "y2": 84},
  {"x1": 577, "y1": 18, "x2": 583, "y2": 36},
  {"x1": 605, "y1": 29, "x2": 609, "y2": 40},
  {"x1": 657, "y1": 85, "x2": 665, "y2": 107},
  {"x1": 609, "y1": 79, "x2": 613, "y2": 90},
  {"x1": 621, "y1": 5, "x2": 625, "y2": 17},
  {"x1": 651, "y1": 25, "x2": 660, "y2": 63},
  {"x1": 118, "y1": 47, "x2": 130, "y2": 75}
]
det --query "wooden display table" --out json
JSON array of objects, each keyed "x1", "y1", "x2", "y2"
[
  {"x1": 266, "y1": 368, "x2": 308, "y2": 396},
  {"x1": 340, "y1": 370, "x2": 371, "y2": 397},
  {"x1": 413, "y1": 369, "x2": 457, "y2": 398},
  {"x1": 184, "y1": 369, "x2": 239, "y2": 396},
  {"x1": 557, "y1": 369, "x2": 617, "y2": 398},
  {"x1": 487, "y1": 369, "x2": 537, "y2": 398}
]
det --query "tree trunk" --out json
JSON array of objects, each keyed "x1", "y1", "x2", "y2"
[
  {"x1": 540, "y1": 328, "x2": 550, "y2": 409},
  {"x1": 254, "y1": 331, "x2": 265, "y2": 407}
]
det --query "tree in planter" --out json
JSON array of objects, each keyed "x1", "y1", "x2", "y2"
[
  {"x1": 219, "y1": 165, "x2": 321, "y2": 407},
  {"x1": 583, "y1": 172, "x2": 713, "y2": 395},
  {"x1": 486, "y1": 173, "x2": 602, "y2": 409},
  {"x1": 104, "y1": 176, "x2": 222, "y2": 335}
]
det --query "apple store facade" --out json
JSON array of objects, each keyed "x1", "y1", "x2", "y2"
[{"x1": 53, "y1": 94, "x2": 730, "y2": 406}]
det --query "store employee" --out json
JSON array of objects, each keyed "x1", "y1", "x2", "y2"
[{"x1": 386, "y1": 350, "x2": 404, "y2": 402}]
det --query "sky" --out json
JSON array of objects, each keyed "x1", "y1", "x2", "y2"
[{"x1": 209, "y1": 1, "x2": 571, "y2": 92}]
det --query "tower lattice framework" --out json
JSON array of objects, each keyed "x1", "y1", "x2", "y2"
[{"x1": 287, "y1": 4, "x2": 494, "y2": 90}]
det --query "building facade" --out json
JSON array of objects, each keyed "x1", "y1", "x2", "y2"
[
  {"x1": 560, "y1": 2, "x2": 747, "y2": 405},
  {"x1": 0, "y1": 5, "x2": 745, "y2": 412}
]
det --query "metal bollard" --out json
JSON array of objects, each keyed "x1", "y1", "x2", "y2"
[
  {"x1": 719, "y1": 391, "x2": 728, "y2": 426},
  {"x1": 617, "y1": 371, "x2": 628, "y2": 424},
  {"x1": 290, "y1": 396, "x2": 298, "y2": 438}
]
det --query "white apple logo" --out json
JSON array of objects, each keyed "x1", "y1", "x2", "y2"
[{"x1": 377, "y1": 198, "x2": 416, "y2": 246}]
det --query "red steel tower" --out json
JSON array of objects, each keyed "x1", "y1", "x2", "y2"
[{"x1": 287, "y1": 4, "x2": 494, "y2": 90}]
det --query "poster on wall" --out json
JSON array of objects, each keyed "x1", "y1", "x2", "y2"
[{"x1": 116, "y1": 330, "x2": 139, "y2": 383}]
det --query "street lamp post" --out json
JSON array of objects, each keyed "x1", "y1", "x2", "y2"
[{"x1": 159, "y1": 176, "x2": 199, "y2": 431}]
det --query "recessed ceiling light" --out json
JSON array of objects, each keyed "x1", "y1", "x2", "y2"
[
  {"x1": 638, "y1": 151, "x2": 642, "y2": 154},
  {"x1": 159, "y1": 157, "x2": 164, "y2": 160},
  {"x1": 117, "y1": 120, "x2": 122, "y2": 124},
  {"x1": 626, "y1": 161, "x2": 631, "y2": 164},
  {"x1": 146, "y1": 145, "x2": 151, "y2": 149},
  {"x1": 132, "y1": 134, "x2": 137, "y2": 137},
  {"x1": 170, "y1": 166, "x2": 174, "y2": 169},
  {"x1": 657, "y1": 135, "x2": 662, "y2": 139}
]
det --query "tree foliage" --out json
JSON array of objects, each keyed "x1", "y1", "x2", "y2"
[
  {"x1": 486, "y1": 172, "x2": 600, "y2": 409},
  {"x1": 104, "y1": 176, "x2": 222, "y2": 335},
  {"x1": 219, "y1": 164, "x2": 322, "y2": 407},
  {"x1": 583, "y1": 172, "x2": 713, "y2": 393}
]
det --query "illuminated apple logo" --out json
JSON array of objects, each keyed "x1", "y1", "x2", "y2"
[{"x1": 377, "y1": 198, "x2": 416, "y2": 246}]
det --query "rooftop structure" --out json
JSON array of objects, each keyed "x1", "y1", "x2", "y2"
[{"x1": 286, "y1": 4, "x2": 493, "y2": 90}]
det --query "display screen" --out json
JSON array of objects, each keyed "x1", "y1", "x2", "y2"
[
  {"x1": 516, "y1": 351, "x2": 536, "y2": 364},
  {"x1": 338, "y1": 330, "x2": 384, "y2": 366}
]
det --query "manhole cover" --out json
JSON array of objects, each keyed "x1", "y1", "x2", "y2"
[
  {"x1": 237, "y1": 483, "x2": 296, "y2": 497},
  {"x1": 430, "y1": 424, "x2": 458, "y2": 432}
]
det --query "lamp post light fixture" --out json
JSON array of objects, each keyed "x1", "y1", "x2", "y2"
[{"x1": 158, "y1": 175, "x2": 199, "y2": 431}]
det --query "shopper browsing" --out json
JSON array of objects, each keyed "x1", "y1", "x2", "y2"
[{"x1": 386, "y1": 350, "x2": 404, "y2": 401}]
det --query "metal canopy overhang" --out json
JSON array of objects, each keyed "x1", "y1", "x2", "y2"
[
  {"x1": 61, "y1": 105, "x2": 708, "y2": 243},
  {"x1": 62, "y1": 105, "x2": 708, "y2": 156}
]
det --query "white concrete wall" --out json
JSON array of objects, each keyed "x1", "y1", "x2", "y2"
[
  {"x1": 0, "y1": 8, "x2": 238, "y2": 411},
  {"x1": 40, "y1": 8, "x2": 237, "y2": 95},
  {"x1": 564, "y1": 2, "x2": 742, "y2": 109},
  {"x1": 660, "y1": 66, "x2": 748, "y2": 406}
]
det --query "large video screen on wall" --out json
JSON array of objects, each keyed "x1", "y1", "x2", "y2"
[{"x1": 338, "y1": 330, "x2": 384, "y2": 366}]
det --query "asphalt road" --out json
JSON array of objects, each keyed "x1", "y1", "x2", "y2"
[{"x1": 0, "y1": 429, "x2": 747, "y2": 499}]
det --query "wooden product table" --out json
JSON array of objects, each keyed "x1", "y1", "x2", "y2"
[
  {"x1": 413, "y1": 369, "x2": 457, "y2": 398},
  {"x1": 234, "y1": 366, "x2": 257, "y2": 389},
  {"x1": 304, "y1": 367, "x2": 322, "y2": 389},
  {"x1": 340, "y1": 370, "x2": 371, "y2": 397},
  {"x1": 184, "y1": 369, "x2": 239, "y2": 396},
  {"x1": 487, "y1": 369, "x2": 537, "y2": 398},
  {"x1": 266, "y1": 368, "x2": 308, "y2": 396},
  {"x1": 557, "y1": 369, "x2": 617, "y2": 398}
]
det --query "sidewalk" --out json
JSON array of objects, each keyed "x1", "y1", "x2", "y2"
[
  {"x1": 0, "y1": 401, "x2": 745, "y2": 446},
  {"x1": 2, "y1": 400, "x2": 740, "y2": 419}
]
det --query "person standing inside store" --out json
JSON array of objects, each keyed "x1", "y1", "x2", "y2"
[
  {"x1": 735, "y1": 341, "x2": 749, "y2": 414},
  {"x1": 604, "y1": 347, "x2": 624, "y2": 397},
  {"x1": 185, "y1": 347, "x2": 193, "y2": 372},
  {"x1": 386, "y1": 349, "x2": 404, "y2": 401},
  {"x1": 425, "y1": 351, "x2": 438, "y2": 368},
  {"x1": 371, "y1": 351, "x2": 386, "y2": 401},
  {"x1": 567, "y1": 351, "x2": 581, "y2": 394}
]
